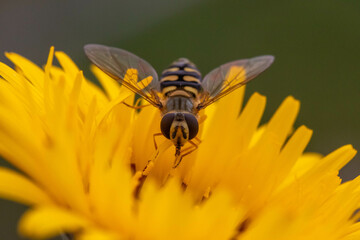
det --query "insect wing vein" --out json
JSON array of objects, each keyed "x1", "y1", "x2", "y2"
[
  {"x1": 197, "y1": 55, "x2": 274, "y2": 110},
  {"x1": 84, "y1": 44, "x2": 162, "y2": 108}
]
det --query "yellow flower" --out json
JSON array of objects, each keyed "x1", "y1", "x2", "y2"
[{"x1": 0, "y1": 47, "x2": 359, "y2": 240}]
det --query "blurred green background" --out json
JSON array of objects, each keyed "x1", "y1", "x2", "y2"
[{"x1": 1, "y1": 0, "x2": 360, "y2": 239}]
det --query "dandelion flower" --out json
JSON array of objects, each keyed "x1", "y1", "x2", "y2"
[{"x1": 0, "y1": 47, "x2": 359, "y2": 240}]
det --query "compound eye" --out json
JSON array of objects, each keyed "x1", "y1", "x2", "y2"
[
  {"x1": 160, "y1": 113, "x2": 175, "y2": 139},
  {"x1": 184, "y1": 113, "x2": 199, "y2": 140}
]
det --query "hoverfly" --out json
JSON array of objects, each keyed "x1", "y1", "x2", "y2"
[{"x1": 84, "y1": 44, "x2": 274, "y2": 168}]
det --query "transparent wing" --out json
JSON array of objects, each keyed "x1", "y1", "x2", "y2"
[
  {"x1": 84, "y1": 44, "x2": 162, "y2": 108},
  {"x1": 197, "y1": 55, "x2": 274, "y2": 110}
]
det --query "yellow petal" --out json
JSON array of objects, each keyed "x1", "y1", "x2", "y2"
[
  {"x1": 19, "y1": 206, "x2": 91, "y2": 239},
  {"x1": 261, "y1": 95, "x2": 300, "y2": 148},
  {"x1": 5, "y1": 51, "x2": 45, "y2": 90},
  {"x1": 55, "y1": 51, "x2": 80, "y2": 78},
  {"x1": 77, "y1": 229, "x2": 121, "y2": 240},
  {"x1": 91, "y1": 65, "x2": 121, "y2": 100},
  {"x1": 185, "y1": 87, "x2": 248, "y2": 198},
  {"x1": 89, "y1": 112, "x2": 136, "y2": 233},
  {"x1": 0, "y1": 167, "x2": 52, "y2": 205},
  {"x1": 136, "y1": 178, "x2": 242, "y2": 240},
  {"x1": 272, "y1": 125, "x2": 313, "y2": 189},
  {"x1": 345, "y1": 222, "x2": 360, "y2": 240},
  {"x1": 270, "y1": 145, "x2": 357, "y2": 217}
]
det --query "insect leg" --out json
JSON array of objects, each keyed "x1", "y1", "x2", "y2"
[
  {"x1": 182, "y1": 139, "x2": 199, "y2": 157},
  {"x1": 193, "y1": 136, "x2": 202, "y2": 145},
  {"x1": 177, "y1": 137, "x2": 202, "y2": 153},
  {"x1": 153, "y1": 133, "x2": 163, "y2": 150},
  {"x1": 122, "y1": 96, "x2": 151, "y2": 109},
  {"x1": 142, "y1": 159, "x2": 155, "y2": 176},
  {"x1": 173, "y1": 139, "x2": 200, "y2": 168},
  {"x1": 136, "y1": 133, "x2": 167, "y2": 197},
  {"x1": 122, "y1": 101, "x2": 151, "y2": 109},
  {"x1": 141, "y1": 133, "x2": 163, "y2": 176}
]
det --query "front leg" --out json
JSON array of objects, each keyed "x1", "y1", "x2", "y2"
[{"x1": 173, "y1": 137, "x2": 201, "y2": 168}]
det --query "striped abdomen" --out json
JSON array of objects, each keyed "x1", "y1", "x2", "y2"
[{"x1": 160, "y1": 58, "x2": 202, "y2": 99}]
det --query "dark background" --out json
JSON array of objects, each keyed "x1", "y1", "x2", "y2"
[{"x1": 1, "y1": 0, "x2": 360, "y2": 239}]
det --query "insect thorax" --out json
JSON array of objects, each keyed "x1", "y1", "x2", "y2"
[{"x1": 165, "y1": 96, "x2": 194, "y2": 113}]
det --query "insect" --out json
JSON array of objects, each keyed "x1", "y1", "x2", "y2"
[{"x1": 84, "y1": 44, "x2": 274, "y2": 168}]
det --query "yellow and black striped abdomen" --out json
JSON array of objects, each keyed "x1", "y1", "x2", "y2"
[{"x1": 160, "y1": 58, "x2": 202, "y2": 98}]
